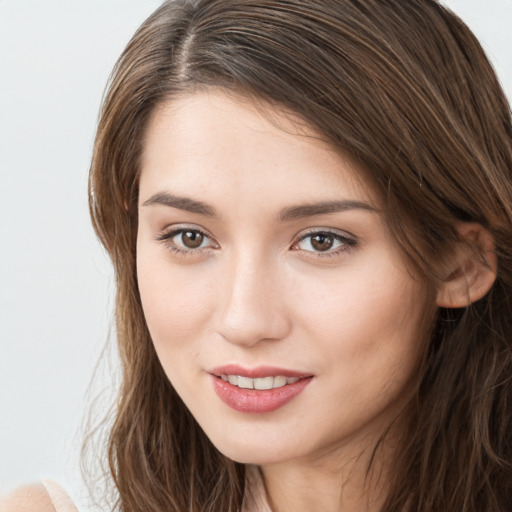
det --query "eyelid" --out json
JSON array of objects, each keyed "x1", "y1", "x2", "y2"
[
  {"x1": 291, "y1": 227, "x2": 357, "y2": 255},
  {"x1": 295, "y1": 226, "x2": 356, "y2": 239},
  {"x1": 156, "y1": 224, "x2": 219, "y2": 252}
]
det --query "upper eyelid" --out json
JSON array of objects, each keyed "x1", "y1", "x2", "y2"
[
  {"x1": 157, "y1": 224, "x2": 214, "y2": 239},
  {"x1": 294, "y1": 227, "x2": 356, "y2": 242}
]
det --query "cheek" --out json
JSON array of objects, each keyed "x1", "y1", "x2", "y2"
[
  {"x1": 296, "y1": 264, "x2": 421, "y2": 342},
  {"x1": 292, "y1": 258, "x2": 428, "y2": 394},
  {"x1": 136, "y1": 250, "x2": 217, "y2": 358}
]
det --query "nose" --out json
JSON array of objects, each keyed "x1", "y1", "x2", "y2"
[{"x1": 216, "y1": 252, "x2": 292, "y2": 347}]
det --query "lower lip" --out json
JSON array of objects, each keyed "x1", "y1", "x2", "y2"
[{"x1": 211, "y1": 375, "x2": 312, "y2": 413}]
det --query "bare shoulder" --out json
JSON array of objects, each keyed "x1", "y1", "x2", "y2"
[{"x1": 0, "y1": 483, "x2": 56, "y2": 512}]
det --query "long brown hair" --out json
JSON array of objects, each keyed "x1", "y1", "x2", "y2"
[{"x1": 87, "y1": 1, "x2": 512, "y2": 510}]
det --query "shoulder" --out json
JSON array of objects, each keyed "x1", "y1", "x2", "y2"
[
  {"x1": 0, "y1": 483, "x2": 56, "y2": 512},
  {"x1": 0, "y1": 480, "x2": 78, "y2": 512}
]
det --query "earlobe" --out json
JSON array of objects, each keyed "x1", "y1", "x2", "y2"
[{"x1": 436, "y1": 223, "x2": 497, "y2": 308}]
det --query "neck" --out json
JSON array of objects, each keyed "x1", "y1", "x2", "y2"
[{"x1": 260, "y1": 427, "x2": 399, "y2": 512}]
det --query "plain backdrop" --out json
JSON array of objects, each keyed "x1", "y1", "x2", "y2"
[{"x1": 0, "y1": 1, "x2": 511, "y2": 510}]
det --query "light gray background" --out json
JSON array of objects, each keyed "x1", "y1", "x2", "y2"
[{"x1": 0, "y1": 1, "x2": 511, "y2": 510}]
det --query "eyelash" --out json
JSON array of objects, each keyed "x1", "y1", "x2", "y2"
[
  {"x1": 156, "y1": 227, "x2": 217, "y2": 258},
  {"x1": 156, "y1": 227, "x2": 357, "y2": 259},
  {"x1": 291, "y1": 230, "x2": 357, "y2": 258}
]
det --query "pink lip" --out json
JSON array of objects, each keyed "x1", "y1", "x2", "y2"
[
  {"x1": 209, "y1": 365, "x2": 313, "y2": 414},
  {"x1": 210, "y1": 364, "x2": 311, "y2": 379}
]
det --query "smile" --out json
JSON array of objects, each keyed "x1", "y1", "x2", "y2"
[
  {"x1": 210, "y1": 366, "x2": 313, "y2": 413},
  {"x1": 219, "y1": 375, "x2": 300, "y2": 390}
]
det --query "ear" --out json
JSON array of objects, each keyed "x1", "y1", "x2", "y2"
[{"x1": 436, "y1": 223, "x2": 497, "y2": 308}]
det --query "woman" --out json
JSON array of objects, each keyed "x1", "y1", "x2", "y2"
[{"x1": 3, "y1": 0, "x2": 511, "y2": 511}]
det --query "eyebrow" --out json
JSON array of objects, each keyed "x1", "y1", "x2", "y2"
[
  {"x1": 142, "y1": 191, "x2": 378, "y2": 220},
  {"x1": 142, "y1": 192, "x2": 217, "y2": 216},
  {"x1": 278, "y1": 200, "x2": 379, "y2": 221}
]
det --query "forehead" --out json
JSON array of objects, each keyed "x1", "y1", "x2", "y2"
[{"x1": 139, "y1": 90, "x2": 376, "y2": 208}]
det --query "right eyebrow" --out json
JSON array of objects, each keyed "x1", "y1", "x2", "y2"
[
  {"x1": 142, "y1": 192, "x2": 217, "y2": 217},
  {"x1": 278, "y1": 199, "x2": 379, "y2": 221}
]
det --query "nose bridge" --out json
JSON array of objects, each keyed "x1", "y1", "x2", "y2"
[{"x1": 217, "y1": 246, "x2": 290, "y2": 346}]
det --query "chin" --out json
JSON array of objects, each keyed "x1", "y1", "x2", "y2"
[
  {"x1": 205, "y1": 428, "x2": 303, "y2": 466},
  {"x1": 219, "y1": 446, "x2": 288, "y2": 466}
]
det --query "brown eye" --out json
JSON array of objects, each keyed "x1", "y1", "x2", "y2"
[
  {"x1": 294, "y1": 230, "x2": 355, "y2": 256},
  {"x1": 180, "y1": 230, "x2": 204, "y2": 249},
  {"x1": 311, "y1": 233, "x2": 334, "y2": 251},
  {"x1": 158, "y1": 228, "x2": 215, "y2": 252}
]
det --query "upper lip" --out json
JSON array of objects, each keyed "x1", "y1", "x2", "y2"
[{"x1": 209, "y1": 364, "x2": 312, "y2": 379}]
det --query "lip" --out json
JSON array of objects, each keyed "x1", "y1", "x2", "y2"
[
  {"x1": 210, "y1": 364, "x2": 311, "y2": 379},
  {"x1": 209, "y1": 365, "x2": 313, "y2": 414}
]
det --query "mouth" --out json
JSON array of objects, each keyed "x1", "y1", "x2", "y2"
[{"x1": 209, "y1": 365, "x2": 313, "y2": 413}]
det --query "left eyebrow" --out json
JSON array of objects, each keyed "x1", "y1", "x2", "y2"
[{"x1": 278, "y1": 200, "x2": 379, "y2": 221}]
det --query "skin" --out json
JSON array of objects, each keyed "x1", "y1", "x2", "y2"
[
  {"x1": 136, "y1": 90, "x2": 434, "y2": 512},
  {"x1": 0, "y1": 484, "x2": 55, "y2": 512}
]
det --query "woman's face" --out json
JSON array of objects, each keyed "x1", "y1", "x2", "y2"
[{"x1": 137, "y1": 90, "x2": 431, "y2": 466}]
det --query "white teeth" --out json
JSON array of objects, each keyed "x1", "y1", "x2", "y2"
[
  {"x1": 220, "y1": 374, "x2": 302, "y2": 390},
  {"x1": 274, "y1": 376, "x2": 287, "y2": 388},
  {"x1": 254, "y1": 376, "x2": 274, "y2": 390},
  {"x1": 237, "y1": 376, "x2": 254, "y2": 389}
]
